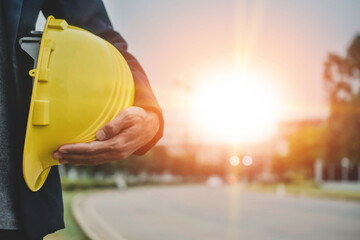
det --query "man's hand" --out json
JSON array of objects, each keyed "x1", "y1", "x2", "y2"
[{"x1": 53, "y1": 106, "x2": 159, "y2": 165}]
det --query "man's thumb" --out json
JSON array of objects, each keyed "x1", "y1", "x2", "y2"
[
  {"x1": 96, "y1": 107, "x2": 134, "y2": 141},
  {"x1": 96, "y1": 129, "x2": 107, "y2": 141},
  {"x1": 96, "y1": 121, "x2": 119, "y2": 141}
]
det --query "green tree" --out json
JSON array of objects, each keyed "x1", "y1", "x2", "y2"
[
  {"x1": 288, "y1": 126, "x2": 325, "y2": 174},
  {"x1": 272, "y1": 126, "x2": 325, "y2": 179},
  {"x1": 323, "y1": 34, "x2": 360, "y2": 166}
]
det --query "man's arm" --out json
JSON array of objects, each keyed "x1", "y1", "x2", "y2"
[{"x1": 42, "y1": 0, "x2": 164, "y2": 164}]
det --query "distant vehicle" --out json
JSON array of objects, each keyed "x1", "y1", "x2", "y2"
[{"x1": 206, "y1": 175, "x2": 224, "y2": 188}]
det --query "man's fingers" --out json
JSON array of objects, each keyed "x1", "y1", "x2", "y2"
[
  {"x1": 58, "y1": 141, "x2": 110, "y2": 155},
  {"x1": 57, "y1": 151, "x2": 131, "y2": 165},
  {"x1": 59, "y1": 152, "x2": 111, "y2": 163},
  {"x1": 59, "y1": 154, "x2": 108, "y2": 166}
]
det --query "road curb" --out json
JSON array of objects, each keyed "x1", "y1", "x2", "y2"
[{"x1": 72, "y1": 191, "x2": 127, "y2": 240}]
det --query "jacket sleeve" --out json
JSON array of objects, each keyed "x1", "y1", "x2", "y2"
[{"x1": 41, "y1": 0, "x2": 164, "y2": 155}]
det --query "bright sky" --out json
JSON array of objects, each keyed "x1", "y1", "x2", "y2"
[{"x1": 37, "y1": 0, "x2": 360, "y2": 145}]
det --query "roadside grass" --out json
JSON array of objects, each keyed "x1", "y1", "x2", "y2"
[
  {"x1": 246, "y1": 182, "x2": 360, "y2": 202},
  {"x1": 44, "y1": 190, "x2": 90, "y2": 240}
]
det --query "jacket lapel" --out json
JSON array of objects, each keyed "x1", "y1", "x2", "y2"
[{"x1": 3, "y1": 0, "x2": 23, "y2": 49}]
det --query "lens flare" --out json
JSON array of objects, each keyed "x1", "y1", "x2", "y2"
[
  {"x1": 229, "y1": 156, "x2": 240, "y2": 166},
  {"x1": 242, "y1": 155, "x2": 253, "y2": 166}
]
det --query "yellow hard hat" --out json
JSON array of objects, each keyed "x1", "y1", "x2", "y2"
[{"x1": 20, "y1": 16, "x2": 134, "y2": 192}]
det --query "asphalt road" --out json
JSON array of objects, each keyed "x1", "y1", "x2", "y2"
[{"x1": 75, "y1": 185, "x2": 360, "y2": 240}]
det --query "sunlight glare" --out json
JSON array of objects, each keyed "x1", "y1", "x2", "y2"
[{"x1": 190, "y1": 66, "x2": 281, "y2": 144}]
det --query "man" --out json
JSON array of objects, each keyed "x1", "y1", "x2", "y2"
[{"x1": 0, "y1": 0, "x2": 164, "y2": 239}]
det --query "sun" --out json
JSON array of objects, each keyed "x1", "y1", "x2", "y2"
[{"x1": 189, "y1": 67, "x2": 282, "y2": 144}]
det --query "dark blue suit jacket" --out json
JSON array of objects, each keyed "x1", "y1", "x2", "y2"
[{"x1": 3, "y1": 0, "x2": 163, "y2": 239}]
